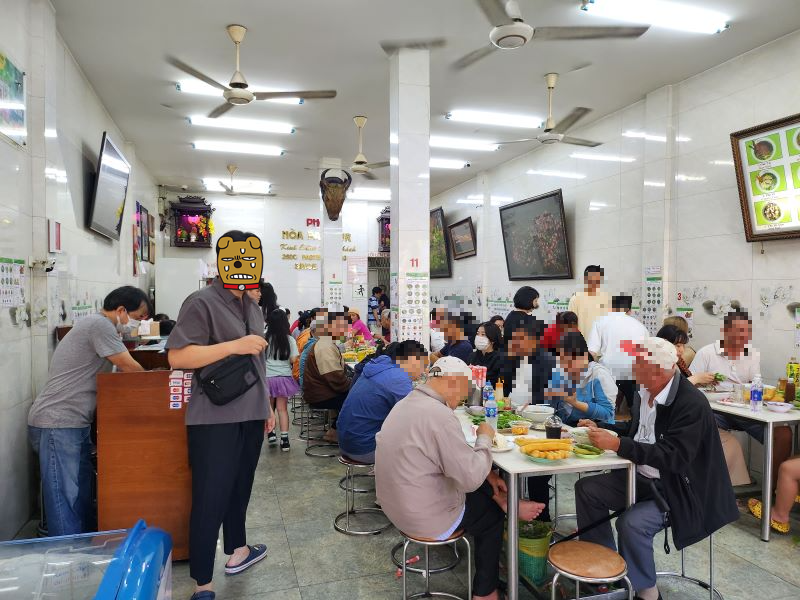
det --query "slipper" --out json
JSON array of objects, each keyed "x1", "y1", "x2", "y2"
[
  {"x1": 224, "y1": 544, "x2": 268, "y2": 575},
  {"x1": 189, "y1": 592, "x2": 215, "y2": 600},
  {"x1": 747, "y1": 499, "x2": 790, "y2": 534}
]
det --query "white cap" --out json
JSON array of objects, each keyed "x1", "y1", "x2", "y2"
[
  {"x1": 620, "y1": 337, "x2": 678, "y2": 370},
  {"x1": 431, "y1": 356, "x2": 474, "y2": 382}
]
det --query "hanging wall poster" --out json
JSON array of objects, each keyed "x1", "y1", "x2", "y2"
[
  {"x1": 0, "y1": 50, "x2": 26, "y2": 146},
  {"x1": 731, "y1": 113, "x2": 800, "y2": 242},
  {"x1": 429, "y1": 208, "x2": 452, "y2": 278}
]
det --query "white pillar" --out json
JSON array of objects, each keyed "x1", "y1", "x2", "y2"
[
  {"x1": 319, "y1": 157, "x2": 344, "y2": 311},
  {"x1": 389, "y1": 48, "x2": 430, "y2": 346}
]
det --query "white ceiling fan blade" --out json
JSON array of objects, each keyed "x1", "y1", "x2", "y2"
[
  {"x1": 208, "y1": 103, "x2": 236, "y2": 119},
  {"x1": 531, "y1": 26, "x2": 649, "y2": 41},
  {"x1": 380, "y1": 38, "x2": 447, "y2": 55},
  {"x1": 477, "y1": 0, "x2": 513, "y2": 26},
  {"x1": 166, "y1": 56, "x2": 229, "y2": 91},
  {"x1": 366, "y1": 161, "x2": 390, "y2": 170},
  {"x1": 452, "y1": 44, "x2": 497, "y2": 71},
  {"x1": 551, "y1": 107, "x2": 592, "y2": 134},
  {"x1": 561, "y1": 136, "x2": 602, "y2": 147},
  {"x1": 218, "y1": 180, "x2": 234, "y2": 194},
  {"x1": 495, "y1": 138, "x2": 540, "y2": 145},
  {"x1": 254, "y1": 90, "x2": 337, "y2": 100},
  {"x1": 360, "y1": 171, "x2": 378, "y2": 181}
]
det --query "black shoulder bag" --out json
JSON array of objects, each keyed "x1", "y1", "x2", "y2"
[{"x1": 198, "y1": 314, "x2": 261, "y2": 406}]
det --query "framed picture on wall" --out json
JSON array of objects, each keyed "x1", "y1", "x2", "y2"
[
  {"x1": 429, "y1": 207, "x2": 452, "y2": 278},
  {"x1": 0, "y1": 50, "x2": 26, "y2": 147},
  {"x1": 142, "y1": 234, "x2": 150, "y2": 262},
  {"x1": 447, "y1": 217, "x2": 477, "y2": 260},
  {"x1": 135, "y1": 202, "x2": 144, "y2": 261},
  {"x1": 149, "y1": 240, "x2": 156, "y2": 264},
  {"x1": 731, "y1": 112, "x2": 800, "y2": 242},
  {"x1": 499, "y1": 189, "x2": 572, "y2": 280}
]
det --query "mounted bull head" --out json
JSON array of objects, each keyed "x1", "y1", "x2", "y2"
[{"x1": 319, "y1": 168, "x2": 352, "y2": 222}]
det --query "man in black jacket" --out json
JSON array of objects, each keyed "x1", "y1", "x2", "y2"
[{"x1": 575, "y1": 337, "x2": 737, "y2": 600}]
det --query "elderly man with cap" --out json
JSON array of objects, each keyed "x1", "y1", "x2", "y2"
[
  {"x1": 376, "y1": 356, "x2": 544, "y2": 600},
  {"x1": 574, "y1": 337, "x2": 737, "y2": 600}
]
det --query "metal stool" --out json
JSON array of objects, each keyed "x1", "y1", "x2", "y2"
[
  {"x1": 399, "y1": 530, "x2": 472, "y2": 600},
  {"x1": 298, "y1": 403, "x2": 326, "y2": 441},
  {"x1": 290, "y1": 392, "x2": 304, "y2": 426},
  {"x1": 305, "y1": 409, "x2": 339, "y2": 458},
  {"x1": 391, "y1": 540, "x2": 461, "y2": 576},
  {"x1": 657, "y1": 534, "x2": 722, "y2": 600},
  {"x1": 339, "y1": 472, "x2": 373, "y2": 494},
  {"x1": 548, "y1": 540, "x2": 633, "y2": 600},
  {"x1": 334, "y1": 455, "x2": 391, "y2": 536}
]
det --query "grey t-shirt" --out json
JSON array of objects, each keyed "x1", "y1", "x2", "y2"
[
  {"x1": 28, "y1": 313, "x2": 127, "y2": 428},
  {"x1": 166, "y1": 277, "x2": 270, "y2": 426}
]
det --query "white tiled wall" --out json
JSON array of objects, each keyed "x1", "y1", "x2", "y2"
[
  {"x1": 0, "y1": 0, "x2": 159, "y2": 539},
  {"x1": 432, "y1": 29, "x2": 800, "y2": 385}
]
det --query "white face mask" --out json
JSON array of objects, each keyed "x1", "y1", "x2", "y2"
[
  {"x1": 116, "y1": 313, "x2": 140, "y2": 335},
  {"x1": 474, "y1": 335, "x2": 490, "y2": 351}
]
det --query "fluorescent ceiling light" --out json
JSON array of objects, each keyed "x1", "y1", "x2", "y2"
[
  {"x1": 430, "y1": 158, "x2": 469, "y2": 170},
  {"x1": 348, "y1": 187, "x2": 391, "y2": 201},
  {"x1": 528, "y1": 169, "x2": 586, "y2": 180},
  {"x1": 192, "y1": 140, "x2": 284, "y2": 156},
  {"x1": 710, "y1": 159, "x2": 734, "y2": 166},
  {"x1": 176, "y1": 80, "x2": 302, "y2": 105},
  {"x1": 189, "y1": 115, "x2": 294, "y2": 134},
  {"x1": 430, "y1": 136, "x2": 498, "y2": 152},
  {"x1": 571, "y1": 152, "x2": 636, "y2": 163},
  {"x1": 581, "y1": 0, "x2": 729, "y2": 35},
  {"x1": 644, "y1": 180, "x2": 666, "y2": 187},
  {"x1": 676, "y1": 173, "x2": 706, "y2": 182},
  {"x1": 622, "y1": 130, "x2": 690, "y2": 143},
  {"x1": 202, "y1": 177, "x2": 271, "y2": 193},
  {"x1": 44, "y1": 129, "x2": 57, "y2": 138},
  {"x1": 0, "y1": 101, "x2": 25, "y2": 111},
  {"x1": 445, "y1": 110, "x2": 543, "y2": 129}
]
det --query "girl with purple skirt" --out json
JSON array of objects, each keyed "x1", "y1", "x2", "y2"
[{"x1": 265, "y1": 308, "x2": 300, "y2": 451}]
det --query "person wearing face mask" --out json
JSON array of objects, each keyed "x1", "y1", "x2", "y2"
[
  {"x1": 28, "y1": 286, "x2": 149, "y2": 536},
  {"x1": 468, "y1": 322, "x2": 505, "y2": 388}
]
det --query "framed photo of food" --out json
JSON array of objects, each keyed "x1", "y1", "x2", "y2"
[
  {"x1": 731, "y1": 113, "x2": 800, "y2": 242},
  {"x1": 448, "y1": 217, "x2": 477, "y2": 260},
  {"x1": 429, "y1": 207, "x2": 452, "y2": 278},
  {"x1": 499, "y1": 189, "x2": 572, "y2": 280}
]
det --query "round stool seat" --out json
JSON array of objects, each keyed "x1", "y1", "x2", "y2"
[
  {"x1": 404, "y1": 530, "x2": 464, "y2": 544},
  {"x1": 548, "y1": 541, "x2": 626, "y2": 580},
  {"x1": 339, "y1": 455, "x2": 373, "y2": 467}
]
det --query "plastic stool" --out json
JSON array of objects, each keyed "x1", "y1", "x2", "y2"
[
  {"x1": 400, "y1": 531, "x2": 472, "y2": 600},
  {"x1": 548, "y1": 540, "x2": 633, "y2": 599},
  {"x1": 333, "y1": 456, "x2": 391, "y2": 536}
]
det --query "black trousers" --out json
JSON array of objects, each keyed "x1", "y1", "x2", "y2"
[
  {"x1": 457, "y1": 481, "x2": 505, "y2": 596},
  {"x1": 187, "y1": 419, "x2": 265, "y2": 586},
  {"x1": 309, "y1": 392, "x2": 347, "y2": 428},
  {"x1": 525, "y1": 476, "x2": 552, "y2": 522}
]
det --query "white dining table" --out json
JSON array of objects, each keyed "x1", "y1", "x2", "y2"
[
  {"x1": 704, "y1": 392, "x2": 800, "y2": 542},
  {"x1": 457, "y1": 412, "x2": 636, "y2": 600}
]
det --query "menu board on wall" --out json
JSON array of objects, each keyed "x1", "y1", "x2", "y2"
[
  {"x1": 732, "y1": 113, "x2": 800, "y2": 241},
  {"x1": 0, "y1": 257, "x2": 25, "y2": 307},
  {"x1": 487, "y1": 298, "x2": 513, "y2": 318},
  {"x1": 397, "y1": 272, "x2": 429, "y2": 344}
]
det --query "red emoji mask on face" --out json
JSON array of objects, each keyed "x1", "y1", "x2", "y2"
[{"x1": 216, "y1": 235, "x2": 263, "y2": 290}]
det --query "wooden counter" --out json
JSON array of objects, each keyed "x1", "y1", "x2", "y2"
[{"x1": 96, "y1": 370, "x2": 192, "y2": 560}]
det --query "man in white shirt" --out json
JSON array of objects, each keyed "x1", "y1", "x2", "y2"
[
  {"x1": 574, "y1": 337, "x2": 737, "y2": 600},
  {"x1": 588, "y1": 295, "x2": 648, "y2": 410},
  {"x1": 690, "y1": 310, "x2": 792, "y2": 484},
  {"x1": 568, "y1": 265, "x2": 612, "y2": 339}
]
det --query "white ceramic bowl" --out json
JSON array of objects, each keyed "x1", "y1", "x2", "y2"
[
  {"x1": 766, "y1": 401, "x2": 792, "y2": 413},
  {"x1": 466, "y1": 406, "x2": 485, "y2": 417},
  {"x1": 521, "y1": 404, "x2": 555, "y2": 423}
]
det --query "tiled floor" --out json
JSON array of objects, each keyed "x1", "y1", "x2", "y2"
[{"x1": 16, "y1": 418, "x2": 800, "y2": 600}]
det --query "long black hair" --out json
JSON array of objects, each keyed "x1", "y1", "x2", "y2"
[
  {"x1": 258, "y1": 281, "x2": 278, "y2": 319},
  {"x1": 266, "y1": 308, "x2": 291, "y2": 361},
  {"x1": 479, "y1": 321, "x2": 503, "y2": 351}
]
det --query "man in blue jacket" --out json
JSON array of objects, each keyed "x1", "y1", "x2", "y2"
[{"x1": 337, "y1": 340, "x2": 427, "y2": 463}]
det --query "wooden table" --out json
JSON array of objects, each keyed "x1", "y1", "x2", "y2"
[
  {"x1": 705, "y1": 391, "x2": 800, "y2": 542},
  {"x1": 458, "y1": 412, "x2": 636, "y2": 600},
  {"x1": 96, "y1": 370, "x2": 192, "y2": 560}
]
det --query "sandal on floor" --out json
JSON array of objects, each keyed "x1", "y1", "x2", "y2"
[
  {"x1": 224, "y1": 544, "x2": 268, "y2": 575},
  {"x1": 189, "y1": 592, "x2": 215, "y2": 600},
  {"x1": 747, "y1": 498, "x2": 790, "y2": 534}
]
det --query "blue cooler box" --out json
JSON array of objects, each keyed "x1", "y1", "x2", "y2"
[{"x1": 0, "y1": 520, "x2": 172, "y2": 599}]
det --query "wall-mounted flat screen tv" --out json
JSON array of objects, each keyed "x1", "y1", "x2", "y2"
[{"x1": 87, "y1": 132, "x2": 131, "y2": 240}]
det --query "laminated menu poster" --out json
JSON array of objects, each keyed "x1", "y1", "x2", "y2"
[
  {"x1": 0, "y1": 257, "x2": 25, "y2": 308},
  {"x1": 487, "y1": 299, "x2": 513, "y2": 319},
  {"x1": 398, "y1": 272, "x2": 429, "y2": 343},
  {"x1": 732, "y1": 115, "x2": 800, "y2": 241},
  {"x1": 641, "y1": 268, "x2": 663, "y2": 336}
]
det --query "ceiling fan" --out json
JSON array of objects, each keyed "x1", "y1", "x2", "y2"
[
  {"x1": 494, "y1": 73, "x2": 601, "y2": 148},
  {"x1": 218, "y1": 164, "x2": 275, "y2": 197},
  {"x1": 350, "y1": 116, "x2": 389, "y2": 180},
  {"x1": 167, "y1": 24, "x2": 337, "y2": 118},
  {"x1": 453, "y1": 0, "x2": 649, "y2": 70}
]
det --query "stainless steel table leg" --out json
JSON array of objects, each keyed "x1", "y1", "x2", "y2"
[
  {"x1": 761, "y1": 422, "x2": 774, "y2": 542},
  {"x1": 506, "y1": 472, "x2": 519, "y2": 600},
  {"x1": 626, "y1": 464, "x2": 637, "y2": 506}
]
